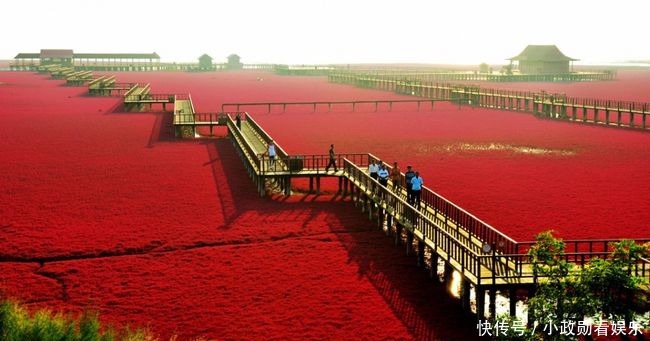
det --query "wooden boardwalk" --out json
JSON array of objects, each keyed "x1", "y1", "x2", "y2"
[
  {"x1": 329, "y1": 73, "x2": 650, "y2": 131},
  {"x1": 31, "y1": 65, "x2": 646, "y2": 320},
  {"x1": 221, "y1": 99, "x2": 442, "y2": 113},
  {"x1": 223, "y1": 107, "x2": 650, "y2": 319}
]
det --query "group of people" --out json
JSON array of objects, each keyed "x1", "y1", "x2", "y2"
[
  {"x1": 369, "y1": 160, "x2": 423, "y2": 209},
  {"x1": 264, "y1": 142, "x2": 423, "y2": 210}
]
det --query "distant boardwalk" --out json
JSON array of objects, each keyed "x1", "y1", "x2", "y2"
[{"x1": 329, "y1": 72, "x2": 649, "y2": 130}]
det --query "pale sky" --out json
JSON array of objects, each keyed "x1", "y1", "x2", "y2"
[{"x1": 2, "y1": 0, "x2": 647, "y2": 65}]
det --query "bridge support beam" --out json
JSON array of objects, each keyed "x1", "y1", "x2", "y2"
[
  {"x1": 386, "y1": 214, "x2": 392, "y2": 236},
  {"x1": 377, "y1": 208, "x2": 384, "y2": 229},
  {"x1": 395, "y1": 223, "x2": 403, "y2": 246},
  {"x1": 429, "y1": 252, "x2": 439, "y2": 279},
  {"x1": 444, "y1": 262, "x2": 454, "y2": 286},
  {"x1": 417, "y1": 240, "x2": 425, "y2": 267},
  {"x1": 476, "y1": 287, "x2": 486, "y2": 320},
  {"x1": 488, "y1": 288, "x2": 497, "y2": 319},
  {"x1": 509, "y1": 287, "x2": 517, "y2": 317},
  {"x1": 258, "y1": 175, "x2": 266, "y2": 197},
  {"x1": 406, "y1": 230, "x2": 414, "y2": 256},
  {"x1": 284, "y1": 176, "x2": 291, "y2": 195},
  {"x1": 461, "y1": 277, "x2": 472, "y2": 315}
]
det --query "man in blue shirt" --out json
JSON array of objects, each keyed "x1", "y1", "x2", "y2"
[{"x1": 410, "y1": 171, "x2": 423, "y2": 209}]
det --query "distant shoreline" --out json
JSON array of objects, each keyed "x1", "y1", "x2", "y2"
[{"x1": 0, "y1": 59, "x2": 647, "y2": 71}]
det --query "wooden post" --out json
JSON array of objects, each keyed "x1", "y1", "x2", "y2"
[
  {"x1": 509, "y1": 287, "x2": 517, "y2": 317},
  {"x1": 386, "y1": 214, "x2": 393, "y2": 235},
  {"x1": 417, "y1": 240, "x2": 425, "y2": 267},
  {"x1": 489, "y1": 288, "x2": 497, "y2": 319},
  {"x1": 406, "y1": 230, "x2": 414, "y2": 256},
  {"x1": 461, "y1": 277, "x2": 471, "y2": 315},
  {"x1": 430, "y1": 250, "x2": 439, "y2": 279},
  {"x1": 444, "y1": 262, "x2": 453, "y2": 286},
  {"x1": 395, "y1": 223, "x2": 403, "y2": 245},
  {"x1": 476, "y1": 287, "x2": 486, "y2": 320},
  {"x1": 617, "y1": 110, "x2": 622, "y2": 126}
]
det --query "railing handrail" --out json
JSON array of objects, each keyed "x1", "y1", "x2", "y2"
[
  {"x1": 364, "y1": 154, "x2": 518, "y2": 251},
  {"x1": 330, "y1": 72, "x2": 650, "y2": 113},
  {"x1": 227, "y1": 117, "x2": 261, "y2": 173},
  {"x1": 244, "y1": 113, "x2": 290, "y2": 159}
]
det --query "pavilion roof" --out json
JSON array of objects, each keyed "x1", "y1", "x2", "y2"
[
  {"x1": 509, "y1": 45, "x2": 578, "y2": 62},
  {"x1": 40, "y1": 49, "x2": 74, "y2": 59},
  {"x1": 14, "y1": 53, "x2": 40, "y2": 59}
]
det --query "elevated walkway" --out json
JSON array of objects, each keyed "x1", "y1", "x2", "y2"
[
  {"x1": 65, "y1": 70, "x2": 94, "y2": 86},
  {"x1": 222, "y1": 105, "x2": 650, "y2": 319},
  {"x1": 329, "y1": 73, "x2": 650, "y2": 131}
]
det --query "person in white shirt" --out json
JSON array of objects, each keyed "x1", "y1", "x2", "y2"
[
  {"x1": 368, "y1": 160, "x2": 379, "y2": 180},
  {"x1": 267, "y1": 140, "x2": 276, "y2": 168}
]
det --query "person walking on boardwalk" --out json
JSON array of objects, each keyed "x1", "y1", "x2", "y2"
[
  {"x1": 390, "y1": 161, "x2": 401, "y2": 192},
  {"x1": 325, "y1": 144, "x2": 338, "y2": 172},
  {"x1": 410, "y1": 171, "x2": 423, "y2": 209},
  {"x1": 368, "y1": 160, "x2": 379, "y2": 180},
  {"x1": 267, "y1": 140, "x2": 276, "y2": 169},
  {"x1": 235, "y1": 113, "x2": 242, "y2": 129},
  {"x1": 377, "y1": 163, "x2": 389, "y2": 187},
  {"x1": 404, "y1": 165, "x2": 415, "y2": 204}
]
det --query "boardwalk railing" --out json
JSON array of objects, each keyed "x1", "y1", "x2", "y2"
[
  {"x1": 228, "y1": 120, "x2": 650, "y2": 288},
  {"x1": 329, "y1": 73, "x2": 650, "y2": 130},
  {"x1": 221, "y1": 99, "x2": 445, "y2": 113}
]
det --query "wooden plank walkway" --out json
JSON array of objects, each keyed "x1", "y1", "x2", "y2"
[
  {"x1": 329, "y1": 73, "x2": 650, "y2": 131},
  {"x1": 67, "y1": 68, "x2": 645, "y2": 317},
  {"x1": 225, "y1": 109, "x2": 650, "y2": 291},
  {"x1": 221, "y1": 99, "x2": 443, "y2": 113}
]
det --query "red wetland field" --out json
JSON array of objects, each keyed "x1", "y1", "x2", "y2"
[{"x1": 0, "y1": 69, "x2": 649, "y2": 340}]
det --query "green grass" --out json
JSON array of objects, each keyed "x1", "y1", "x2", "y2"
[{"x1": 0, "y1": 300, "x2": 156, "y2": 341}]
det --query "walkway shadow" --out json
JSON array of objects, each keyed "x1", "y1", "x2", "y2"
[
  {"x1": 205, "y1": 134, "x2": 480, "y2": 339},
  {"x1": 147, "y1": 112, "x2": 175, "y2": 148},
  {"x1": 201, "y1": 138, "x2": 349, "y2": 230},
  {"x1": 330, "y1": 217, "x2": 483, "y2": 341}
]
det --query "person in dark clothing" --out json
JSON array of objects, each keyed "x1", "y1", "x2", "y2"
[
  {"x1": 404, "y1": 165, "x2": 415, "y2": 204},
  {"x1": 325, "y1": 144, "x2": 338, "y2": 172},
  {"x1": 235, "y1": 113, "x2": 242, "y2": 129}
]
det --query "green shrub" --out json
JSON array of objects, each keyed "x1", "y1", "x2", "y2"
[{"x1": 0, "y1": 300, "x2": 155, "y2": 341}]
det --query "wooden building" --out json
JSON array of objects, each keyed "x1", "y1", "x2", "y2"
[
  {"x1": 227, "y1": 54, "x2": 243, "y2": 70},
  {"x1": 39, "y1": 49, "x2": 74, "y2": 66},
  {"x1": 198, "y1": 54, "x2": 213, "y2": 70},
  {"x1": 509, "y1": 45, "x2": 577, "y2": 74},
  {"x1": 12, "y1": 50, "x2": 160, "y2": 71}
]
